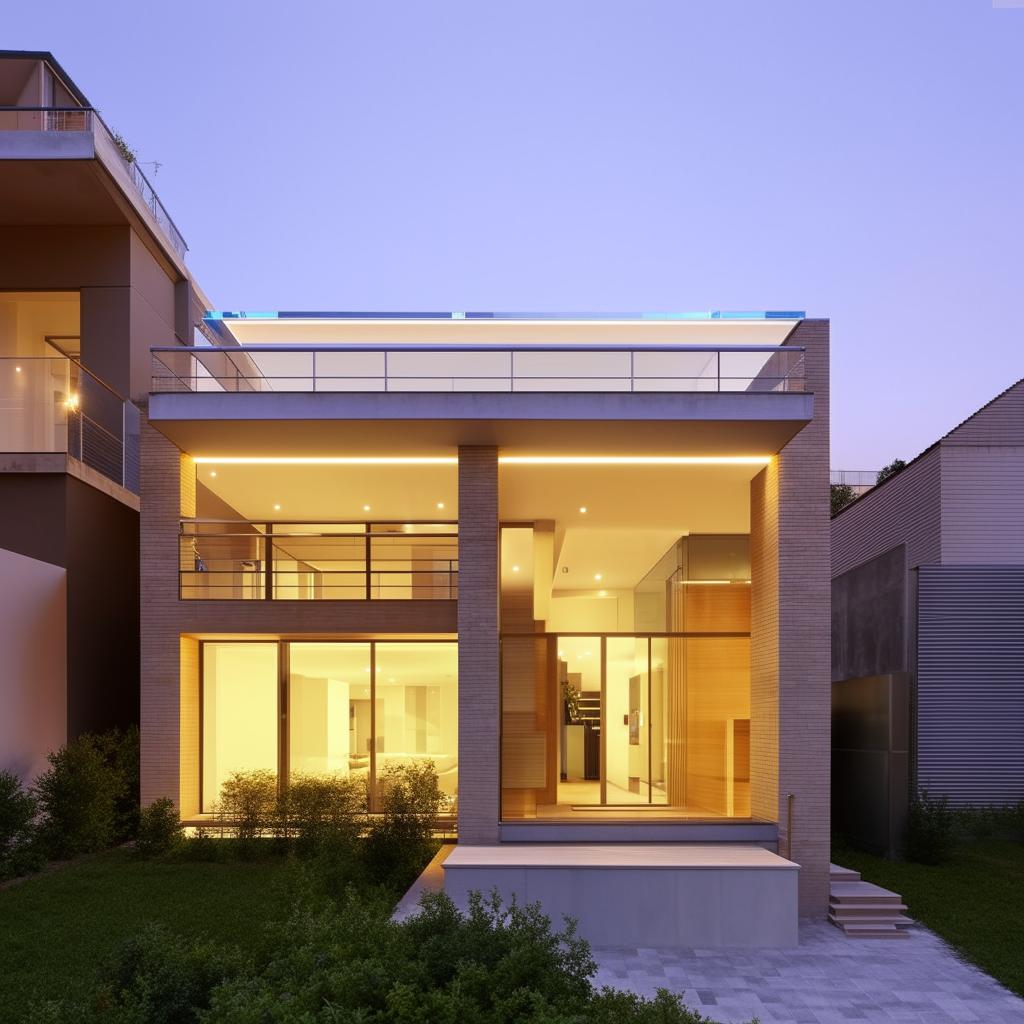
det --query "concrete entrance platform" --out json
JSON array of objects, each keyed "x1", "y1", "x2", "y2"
[{"x1": 443, "y1": 844, "x2": 799, "y2": 948}]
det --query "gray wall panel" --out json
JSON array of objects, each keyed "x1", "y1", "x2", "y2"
[{"x1": 917, "y1": 566, "x2": 1024, "y2": 806}]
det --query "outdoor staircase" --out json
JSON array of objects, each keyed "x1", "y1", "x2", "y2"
[{"x1": 829, "y1": 864, "x2": 912, "y2": 939}]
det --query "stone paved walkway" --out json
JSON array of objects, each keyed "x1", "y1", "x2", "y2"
[{"x1": 592, "y1": 920, "x2": 1024, "y2": 1024}]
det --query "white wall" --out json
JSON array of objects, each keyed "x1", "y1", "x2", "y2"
[{"x1": 0, "y1": 547, "x2": 66, "y2": 783}]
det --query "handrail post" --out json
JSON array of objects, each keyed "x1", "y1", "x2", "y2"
[
  {"x1": 717, "y1": 350, "x2": 722, "y2": 393},
  {"x1": 265, "y1": 523, "x2": 274, "y2": 600},
  {"x1": 365, "y1": 525, "x2": 372, "y2": 599}
]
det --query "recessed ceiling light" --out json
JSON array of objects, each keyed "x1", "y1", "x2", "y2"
[
  {"x1": 579, "y1": 506, "x2": 587, "y2": 514},
  {"x1": 512, "y1": 565, "x2": 520, "y2": 572},
  {"x1": 273, "y1": 503, "x2": 281, "y2": 511},
  {"x1": 209, "y1": 471, "x2": 217, "y2": 478},
  {"x1": 363, "y1": 504, "x2": 371, "y2": 512},
  {"x1": 594, "y1": 573, "x2": 602, "y2": 581},
  {"x1": 436, "y1": 501, "x2": 445, "y2": 509},
  {"x1": 15, "y1": 366, "x2": 22, "y2": 373}
]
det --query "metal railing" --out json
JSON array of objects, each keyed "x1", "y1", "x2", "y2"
[
  {"x1": 830, "y1": 469, "x2": 879, "y2": 488},
  {"x1": 151, "y1": 344, "x2": 806, "y2": 394},
  {"x1": 180, "y1": 520, "x2": 458, "y2": 600},
  {"x1": 0, "y1": 106, "x2": 188, "y2": 260},
  {"x1": 0, "y1": 357, "x2": 140, "y2": 492}
]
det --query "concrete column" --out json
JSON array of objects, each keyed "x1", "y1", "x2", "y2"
[{"x1": 457, "y1": 446, "x2": 500, "y2": 843}]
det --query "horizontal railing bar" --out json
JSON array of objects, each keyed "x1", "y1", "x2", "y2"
[
  {"x1": 182, "y1": 518, "x2": 458, "y2": 525},
  {"x1": 153, "y1": 343, "x2": 804, "y2": 353}
]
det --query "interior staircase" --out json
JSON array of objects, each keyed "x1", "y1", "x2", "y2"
[{"x1": 829, "y1": 864, "x2": 912, "y2": 939}]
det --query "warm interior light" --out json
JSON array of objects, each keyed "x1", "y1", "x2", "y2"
[
  {"x1": 363, "y1": 504, "x2": 371, "y2": 512},
  {"x1": 579, "y1": 506, "x2": 588, "y2": 514},
  {"x1": 598, "y1": 589, "x2": 607, "y2": 597},
  {"x1": 594, "y1": 573, "x2": 602, "y2": 581},
  {"x1": 209, "y1": 471, "x2": 217, "y2": 478},
  {"x1": 511, "y1": 565, "x2": 520, "y2": 572},
  {"x1": 15, "y1": 366, "x2": 21, "y2": 373},
  {"x1": 273, "y1": 503, "x2": 281, "y2": 511},
  {"x1": 499, "y1": 455, "x2": 772, "y2": 465},
  {"x1": 436, "y1": 502, "x2": 445, "y2": 509},
  {"x1": 64, "y1": 393, "x2": 80, "y2": 411},
  {"x1": 192, "y1": 456, "x2": 458, "y2": 465}
]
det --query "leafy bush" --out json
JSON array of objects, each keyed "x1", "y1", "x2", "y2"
[
  {"x1": 0, "y1": 771, "x2": 43, "y2": 879},
  {"x1": 135, "y1": 798, "x2": 183, "y2": 859},
  {"x1": 830, "y1": 482, "x2": 856, "y2": 516},
  {"x1": 905, "y1": 789, "x2": 956, "y2": 864},
  {"x1": 32, "y1": 885, "x2": 722, "y2": 1023},
  {"x1": 954, "y1": 800, "x2": 1024, "y2": 842},
  {"x1": 214, "y1": 770, "x2": 277, "y2": 843},
  {"x1": 33, "y1": 729, "x2": 139, "y2": 859},
  {"x1": 363, "y1": 760, "x2": 442, "y2": 888},
  {"x1": 277, "y1": 772, "x2": 365, "y2": 855}
]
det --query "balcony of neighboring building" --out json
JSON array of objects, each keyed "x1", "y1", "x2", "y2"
[
  {"x1": 0, "y1": 51, "x2": 188, "y2": 267},
  {"x1": 0, "y1": 291, "x2": 139, "y2": 499},
  {"x1": 147, "y1": 312, "x2": 814, "y2": 457}
]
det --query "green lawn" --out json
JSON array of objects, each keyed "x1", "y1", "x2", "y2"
[
  {"x1": 0, "y1": 849, "x2": 297, "y2": 1017},
  {"x1": 835, "y1": 839, "x2": 1024, "y2": 998}
]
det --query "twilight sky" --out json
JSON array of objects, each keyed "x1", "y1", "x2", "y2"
[{"x1": 7, "y1": 1, "x2": 1023, "y2": 467}]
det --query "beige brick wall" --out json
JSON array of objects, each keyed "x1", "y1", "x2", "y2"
[
  {"x1": 456, "y1": 446, "x2": 501, "y2": 842},
  {"x1": 751, "y1": 321, "x2": 831, "y2": 917}
]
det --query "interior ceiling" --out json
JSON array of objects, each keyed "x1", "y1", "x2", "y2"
[
  {"x1": 214, "y1": 318, "x2": 799, "y2": 347},
  {"x1": 199, "y1": 461, "x2": 754, "y2": 593}
]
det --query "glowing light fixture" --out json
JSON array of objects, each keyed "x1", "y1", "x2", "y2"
[
  {"x1": 598, "y1": 589, "x2": 607, "y2": 597},
  {"x1": 594, "y1": 573, "x2": 603, "y2": 581},
  {"x1": 512, "y1": 565, "x2": 520, "y2": 572},
  {"x1": 436, "y1": 502, "x2": 445, "y2": 509},
  {"x1": 273, "y1": 503, "x2": 281, "y2": 511},
  {"x1": 192, "y1": 456, "x2": 457, "y2": 465},
  {"x1": 499, "y1": 455, "x2": 771, "y2": 465},
  {"x1": 64, "y1": 393, "x2": 80, "y2": 411},
  {"x1": 579, "y1": 506, "x2": 588, "y2": 514},
  {"x1": 363, "y1": 504, "x2": 371, "y2": 512},
  {"x1": 209, "y1": 471, "x2": 217, "y2": 478},
  {"x1": 15, "y1": 366, "x2": 22, "y2": 373}
]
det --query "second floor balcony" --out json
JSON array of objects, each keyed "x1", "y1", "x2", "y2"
[{"x1": 180, "y1": 519, "x2": 458, "y2": 600}]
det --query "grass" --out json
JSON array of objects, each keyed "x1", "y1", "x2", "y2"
[
  {"x1": 0, "y1": 848, "x2": 297, "y2": 1017},
  {"x1": 835, "y1": 838, "x2": 1024, "y2": 998}
]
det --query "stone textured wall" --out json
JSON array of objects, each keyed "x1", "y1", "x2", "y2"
[{"x1": 457, "y1": 446, "x2": 501, "y2": 842}]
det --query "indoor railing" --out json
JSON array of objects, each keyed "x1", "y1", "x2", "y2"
[
  {"x1": 0, "y1": 357, "x2": 140, "y2": 493},
  {"x1": 150, "y1": 344, "x2": 806, "y2": 394},
  {"x1": 180, "y1": 520, "x2": 458, "y2": 600},
  {"x1": 0, "y1": 106, "x2": 188, "y2": 259}
]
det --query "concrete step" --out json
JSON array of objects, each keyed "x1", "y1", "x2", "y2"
[
  {"x1": 829, "y1": 901, "x2": 909, "y2": 916},
  {"x1": 830, "y1": 881, "x2": 905, "y2": 904},
  {"x1": 829, "y1": 863, "x2": 861, "y2": 883},
  {"x1": 831, "y1": 917, "x2": 913, "y2": 933},
  {"x1": 837, "y1": 922, "x2": 910, "y2": 939}
]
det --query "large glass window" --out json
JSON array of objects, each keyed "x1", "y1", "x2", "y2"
[
  {"x1": 202, "y1": 643, "x2": 278, "y2": 811},
  {"x1": 200, "y1": 640, "x2": 456, "y2": 814}
]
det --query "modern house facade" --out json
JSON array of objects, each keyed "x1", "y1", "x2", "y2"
[
  {"x1": 1, "y1": 51, "x2": 835, "y2": 946},
  {"x1": 0, "y1": 51, "x2": 209, "y2": 781},
  {"x1": 141, "y1": 310, "x2": 832, "y2": 938},
  {"x1": 832, "y1": 379, "x2": 1024, "y2": 855}
]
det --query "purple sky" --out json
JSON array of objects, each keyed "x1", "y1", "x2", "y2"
[{"x1": 7, "y1": 2, "x2": 1023, "y2": 467}]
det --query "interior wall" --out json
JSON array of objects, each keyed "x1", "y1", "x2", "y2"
[{"x1": 0, "y1": 546, "x2": 67, "y2": 783}]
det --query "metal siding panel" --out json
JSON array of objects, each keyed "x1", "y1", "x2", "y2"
[
  {"x1": 832, "y1": 447, "x2": 942, "y2": 577},
  {"x1": 917, "y1": 566, "x2": 1024, "y2": 806}
]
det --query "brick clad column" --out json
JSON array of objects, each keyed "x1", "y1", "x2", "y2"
[
  {"x1": 752, "y1": 320, "x2": 831, "y2": 917},
  {"x1": 457, "y1": 446, "x2": 500, "y2": 843},
  {"x1": 139, "y1": 410, "x2": 197, "y2": 812}
]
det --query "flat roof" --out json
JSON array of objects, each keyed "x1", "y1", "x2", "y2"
[{"x1": 206, "y1": 310, "x2": 805, "y2": 322}]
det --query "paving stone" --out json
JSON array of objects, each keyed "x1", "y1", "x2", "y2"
[{"x1": 591, "y1": 919, "x2": 1024, "y2": 1024}]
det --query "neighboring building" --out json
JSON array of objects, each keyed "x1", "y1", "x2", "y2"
[
  {"x1": 0, "y1": 51, "x2": 210, "y2": 781},
  {"x1": 832, "y1": 380, "x2": 1024, "y2": 856},
  {"x1": 142, "y1": 310, "x2": 832, "y2": 944}
]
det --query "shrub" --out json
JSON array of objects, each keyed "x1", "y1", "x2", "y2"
[
  {"x1": 33, "y1": 730, "x2": 138, "y2": 859},
  {"x1": 93, "y1": 726, "x2": 141, "y2": 843},
  {"x1": 954, "y1": 800, "x2": 1024, "y2": 842},
  {"x1": 905, "y1": 789, "x2": 956, "y2": 864},
  {"x1": 363, "y1": 760, "x2": 442, "y2": 889},
  {"x1": 277, "y1": 772, "x2": 365, "y2": 855},
  {"x1": 135, "y1": 798, "x2": 183, "y2": 859},
  {"x1": 31, "y1": 883, "x2": 726, "y2": 1024},
  {"x1": 215, "y1": 770, "x2": 278, "y2": 843},
  {"x1": 0, "y1": 770, "x2": 43, "y2": 880}
]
